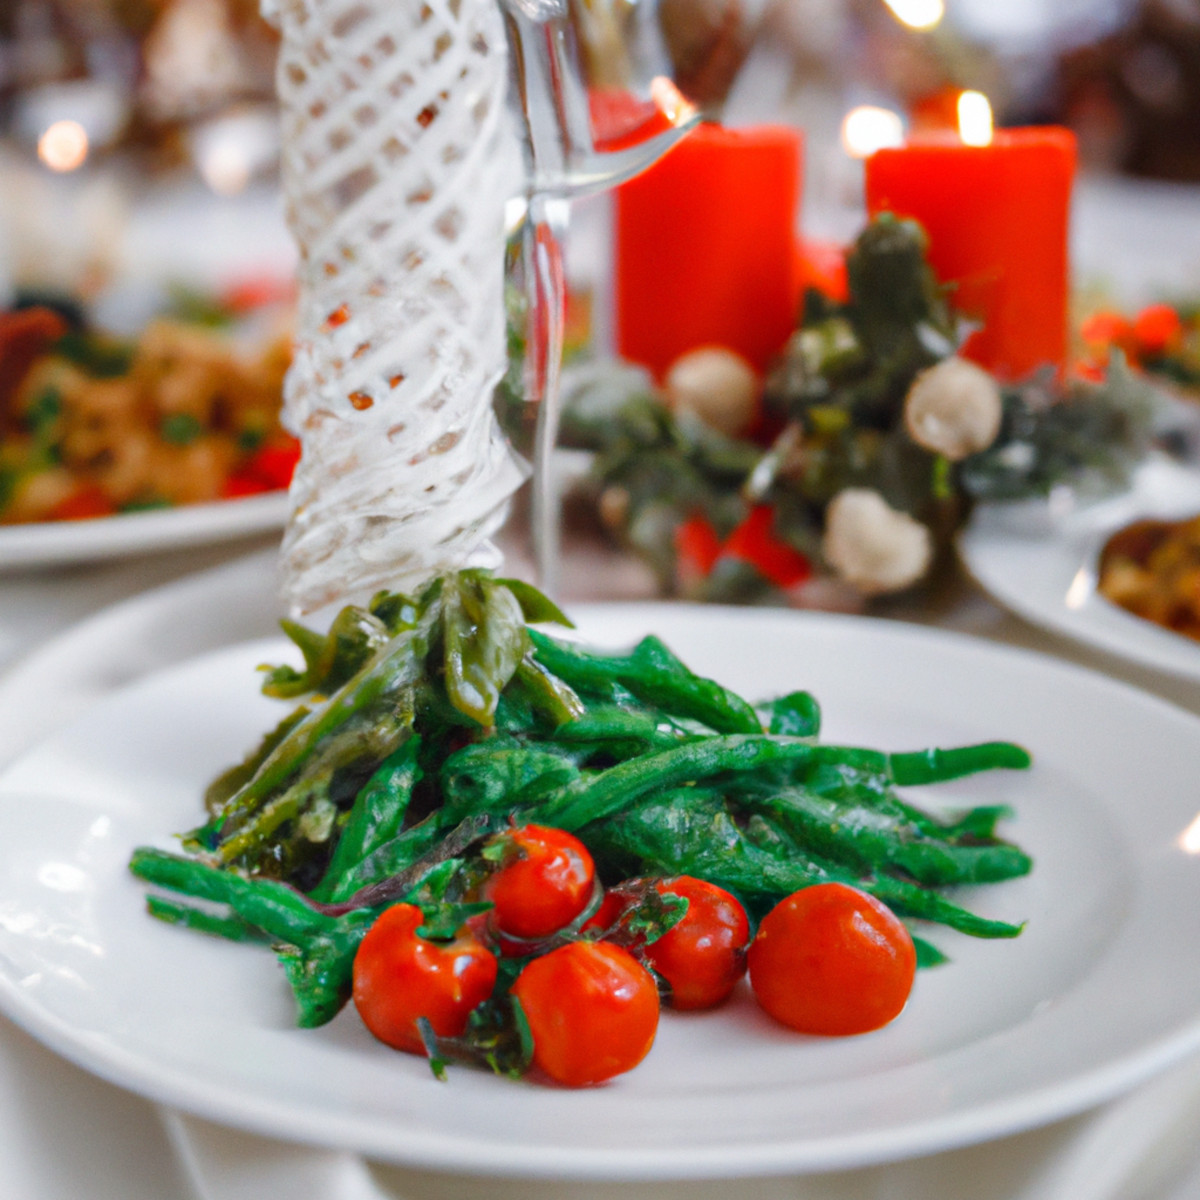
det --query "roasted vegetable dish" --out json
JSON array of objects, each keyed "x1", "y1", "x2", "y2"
[{"x1": 0, "y1": 304, "x2": 297, "y2": 524}]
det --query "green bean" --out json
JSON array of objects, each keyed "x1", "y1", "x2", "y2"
[
  {"x1": 442, "y1": 574, "x2": 528, "y2": 726},
  {"x1": 869, "y1": 875, "x2": 1023, "y2": 938},
  {"x1": 532, "y1": 735, "x2": 820, "y2": 829},
  {"x1": 440, "y1": 740, "x2": 582, "y2": 823},
  {"x1": 276, "y1": 910, "x2": 378, "y2": 1028},
  {"x1": 888, "y1": 742, "x2": 1032, "y2": 785},
  {"x1": 202, "y1": 707, "x2": 308, "y2": 817},
  {"x1": 208, "y1": 604, "x2": 441, "y2": 838},
  {"x1": 528, "y1": 629, "x2": 761, "y2": 734},
  {"x1": 759, "y1": 691, "x2": 821, "y2": 738},
  {"x1": 145, "y1": 896, "x2": 271, "y2": 943},
  {"x1": 129, "y1": 847, "x2": 336, "y2": 941},
  {"x1": 750, "y1": 787, "x2": 1032, "y2": 886},
  {"x1": 585, "y1": 792, "x2": 1023, "y2": 938},
  {"x1": 312, "y1": 735, "x2": 423, "y2": 902},
  {"x1": 513, "y1": 656, "x2": 586, "y2": 728},
  {"x1": 261, "y1": 606, "x2": 391, "y2": 699},
  {"x1": 552, "y1": 707, "x2": 693, "y2": 759},
  {"x1": 326, "y1": 813, "x2": 455, "y2": 898}
]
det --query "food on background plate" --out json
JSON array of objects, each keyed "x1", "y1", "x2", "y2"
[
  {"x1": 1098, "y1": 513, "x2": 1200, "y2": 642},
  {"x1": 0, "y1": 303, "x2": 297, "y2": 524},
  {"x1": 129, "y1": 572, "x2": 1033, "y2": 1087}
]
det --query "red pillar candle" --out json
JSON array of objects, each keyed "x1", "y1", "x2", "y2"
[
  {"x1": 614, "y1": 123, "x2": 804, "y2": 379},
  {"x1": 865, "y1": 127, "x2": 1077, "y2": 381}
]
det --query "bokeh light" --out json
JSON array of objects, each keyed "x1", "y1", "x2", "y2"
[
  {"x1": 881, "y1": 0, "x2": 946, "y2": 32},
  {"x1": 957, "y1": 90, "x2": 995, "y2": 146},
  {"x1": 38, "y1": 120, "x2": 90, "y2": 172},
  {"x1": 842, "y1": 106, "x2": 906, "y2": 158}
]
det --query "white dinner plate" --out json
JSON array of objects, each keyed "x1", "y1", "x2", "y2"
[
  {"x1": 959, "y1": 455, "x2": 1200, "y2": 684},
  {"x1": 1, "y1": 602, "x2": 1200, "y2": 1181},
  {"x1": 0, "y1": 491, "x2": 288, "y2": 572}
]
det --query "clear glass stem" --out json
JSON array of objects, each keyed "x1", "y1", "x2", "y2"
[{"x1": 527, "y1": 194, "x2": 571, "y2": 598}]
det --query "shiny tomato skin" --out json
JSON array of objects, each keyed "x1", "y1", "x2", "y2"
[
  {"x1": 512, "y1": 940, "x2": 659, "y2": 1086},
  {"x1": 484, "y1": 824, "x2": 595, "y2": 941},
  {"x1": 748, "y1": 883, "x2": 916, "y2": 1036},
  {"x1": 352, "y1": 903, "x2": 497, "y2": 1055},
  {"x1": 645, "y1": 876, "x2": 750, "y2": 1010}
]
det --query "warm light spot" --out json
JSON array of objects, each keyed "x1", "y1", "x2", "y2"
[
  {"x1": 882, "y1": 0, "x2": 945, "y2": 28},
  {"x1": 841, "y1": 106, "x2": 905, "y2": 159},
  {"x1": 1064, "y1": 568, "x2": 1092, "y2": 611},
  {"x1": 38, "y1": 120, "x2": 89, "y2": 172},
  {"x1": 1180, "y1": 813, "x2": 1200, "y2": 855},
  {"x1": 197, "y1": 137, "x2": 252, "y2": 195},
  {"x1": 650, "y1": 75, "x2": 696, "y2": 126},
  {"x1": 957, "y1": 90, "x2": 994, "y2": 147}
]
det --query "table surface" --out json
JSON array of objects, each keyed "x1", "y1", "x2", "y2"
[{"x1": 2, "y1": 521, "x2": 1200, "y2": 1200}]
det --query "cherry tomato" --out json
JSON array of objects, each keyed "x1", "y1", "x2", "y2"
[
  {"x1": 512, "y1": 940, "x2": 659, "y2": 1086},
  {"x1": 748, "y1": 883, "x2": 916, "y2": 1036},
  {"x1": 244, "y1": 437, "x2": 302, "y2": 490},
  {"x1": 483, "y1": 824, "x2": 594, "y2": 942},
  {"x1": 352, "y1": 903, "x2": 497, "y2": 1055},
  {"x1": 643, "y1": 876, "x2": 750, "y2": 1010},
  {"x1": 48, "y1": 483, "x2": 116, "y2": 522},
  {"x1": 579, "y1": 887, "x2": 628, "y2": 936},
  {"x1": 1133, "y1": 303, "x2": 1184, "y2": 358},
  {"x1": 221, "y1": 471, "x2": 271, "y2": 499}
]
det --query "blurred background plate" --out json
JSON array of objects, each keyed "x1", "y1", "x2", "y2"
[
  {"x1": 0, "y1": 490, "x2": 287, "y2": 571},
  {"x1": 959, "y1": 453, "x2": 1200, "y2": 682}
]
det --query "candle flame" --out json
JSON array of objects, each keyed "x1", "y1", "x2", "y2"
[
  {"x1": 650, "y1": 76, "x2": 697, "y2": 127},
  {"x1": 882, "y1": 0, "x2": 945, "y2": 30},
  {"x1": 842, "y1": 106, "x2": 905, "y2": 159},
  {"x1": 958, "y1": 91, "x2": 994, "y2": 147},
  {"x1": 38, "y1": 120, "x2": 89, "y2": 172}
]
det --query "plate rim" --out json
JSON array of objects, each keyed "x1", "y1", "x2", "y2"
[{"x1": 0, "y1": 491, "x2": 289, "y2": 571}]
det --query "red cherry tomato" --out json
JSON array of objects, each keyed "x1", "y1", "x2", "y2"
[
  {"x1": 483, "y1": 824, "x2": 595, "y2": 942},
  {"x1": 221, "y1": 471, "x2": 271, "y2": 499},
  {"x1": 748, "y1": 883, "x2": 916, "y2": 1036},
  {"x1": 244, "y1": 437, "x2": 302, "y2": 490},
  {"x1": 1133, "y1": 303, "x2": 1184, "y2": 358},
  {"x1": 352, "y1": 903, "x2": 497, "y2": 1055},
  {"x1": 48, "y1": 483, "x2": 117, "y2": 522},
  {"x1": 579, "y1": 887, "x2": 628, "y2": 936},
  {"x1": 512, "y1": 940, "x2": 659, "y2": 1086},
  {"x1": 643, "y1": 876, "x2": 750, "y2": 1010}
]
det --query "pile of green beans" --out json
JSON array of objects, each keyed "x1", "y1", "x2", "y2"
[{"x1": 129, "y1": 570, "x2": 1032, "y2": 1030}]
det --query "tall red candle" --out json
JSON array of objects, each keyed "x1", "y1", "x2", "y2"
[
  {"x1": 614, "y1": 123, "x2": 804, "y2": 379},
  {"x1": 865, "y1": 127, "x2": 1077, "y2": 381}
]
